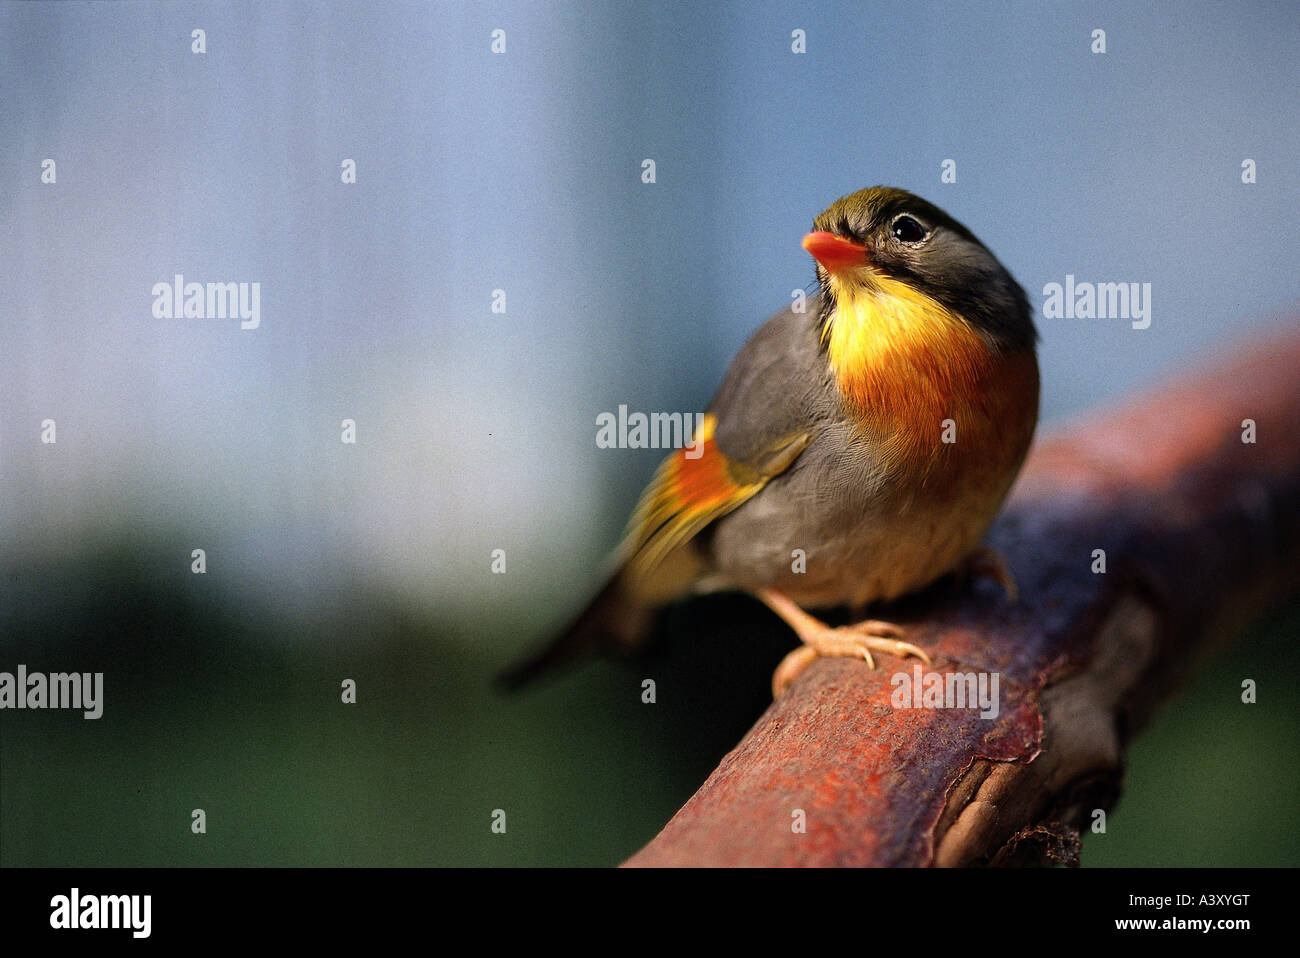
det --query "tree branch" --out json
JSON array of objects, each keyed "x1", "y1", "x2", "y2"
[{"x1": 625, "y1": 325, "x2": 1300, "y2": 867}]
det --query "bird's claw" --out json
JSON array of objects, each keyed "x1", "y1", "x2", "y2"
[{"x1": 771, "y1": 621, "x2": 931, "y2": 697}]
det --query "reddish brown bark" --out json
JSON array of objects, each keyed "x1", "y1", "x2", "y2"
[{"x1": 625, "y1": 324, "x2": 1300, "y2": 867}]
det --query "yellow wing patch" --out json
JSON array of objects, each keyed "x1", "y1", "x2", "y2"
[{"x1": 619, "y1": 414, "x2": 808, "y2": 588}]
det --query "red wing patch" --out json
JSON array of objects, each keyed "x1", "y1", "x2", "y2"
[{"x1": 620, "y1": 414, "x2": 767, "y2": 581}]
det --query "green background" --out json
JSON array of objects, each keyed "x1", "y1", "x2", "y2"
[{"x1": 3, "y1": 533, "x2": 1296, "y2": 867}]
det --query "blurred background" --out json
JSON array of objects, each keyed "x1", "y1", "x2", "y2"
[{"x1": 1, "y1": 0, "x2": 1297, "y2": 866}]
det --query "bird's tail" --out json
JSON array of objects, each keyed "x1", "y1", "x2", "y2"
[{"x1": 495, "y1": 572, "x2": 657, "y2": 690}]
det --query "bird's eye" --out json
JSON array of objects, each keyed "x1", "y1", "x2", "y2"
[{"x1": 891, "y1": 215, "x2": 928, "y2": 243}]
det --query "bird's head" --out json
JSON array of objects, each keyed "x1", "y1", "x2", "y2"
[{"x1": 804, "y1": 186, "x2": 1036, "y2": 352}]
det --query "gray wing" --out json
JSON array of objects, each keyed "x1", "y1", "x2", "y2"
[{"x1": 706, "y1": 294, "x2": 840, "y2": 470}]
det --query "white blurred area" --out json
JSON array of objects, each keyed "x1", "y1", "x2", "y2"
[{"x1": 4, "y1": 291, "x2": 606, "y2": 644}]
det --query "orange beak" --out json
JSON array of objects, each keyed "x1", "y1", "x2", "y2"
[{"x1": 802, "y1": 231, "x2": 868, "y2": 274}]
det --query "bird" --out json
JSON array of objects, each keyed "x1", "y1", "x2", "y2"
[{"x1": 502, "y1": 186, "x2": 1039, "y2": 698}]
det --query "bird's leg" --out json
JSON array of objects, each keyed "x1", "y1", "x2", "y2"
[
  {"x1": 955, "y1": 546, "x2": 1018, "y2": 603},
  {"x1": 755, "y1": 588, "x2": 931, "y2": 697}
]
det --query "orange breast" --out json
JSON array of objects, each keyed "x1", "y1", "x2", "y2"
[{"x1": 825, "y1": 275, "x2": 1038, "y2": 488}]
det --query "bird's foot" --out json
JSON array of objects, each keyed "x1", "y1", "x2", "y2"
[
  {"x1": 757, "y1": 589, "x2": 931, "y2": 697},
  {"x1": 955, "y1": 546, "x2": 1018, "y2": 603}
]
